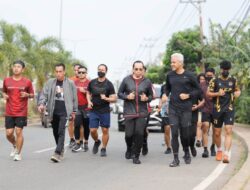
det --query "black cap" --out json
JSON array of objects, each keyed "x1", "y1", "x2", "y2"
[
  {"x1": 220, "y1": 60, "x2": 231, "y2": 70},
  {"x1": 13, "y1": 60, "x2": 25, "y2": 68}
]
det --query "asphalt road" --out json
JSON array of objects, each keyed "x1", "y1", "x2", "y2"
[{"x1": 0, "y1": 114, "x2": 243, "y2": 190}]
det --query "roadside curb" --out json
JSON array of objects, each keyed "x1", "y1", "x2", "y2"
[{"x1": 222, "y1": 123, "x2": 250, "y2": 190}]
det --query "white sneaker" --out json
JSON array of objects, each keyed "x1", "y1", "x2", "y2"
[
  {"x1": 10, "y1": 146, "x2": 17, "y2": 157},
  {"x1": 13, "y1": 153, "x2": 22, "y2": 161}
]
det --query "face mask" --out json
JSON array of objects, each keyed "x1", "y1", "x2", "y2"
[
  {"x1": 221, "y1": 70, "x2": 229, "y2": 78},
  {"x1": 206, "y1": 76, "x2": 213, "y2": 82},
  {"x1": 98, "y1": 71, "x2": 106, "y2": 78}
]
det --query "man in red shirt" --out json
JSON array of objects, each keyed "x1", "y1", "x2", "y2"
[
  {"x1": 72, "y1": 65, "x2": 90, "y2": 152},
  {"x1": 2, "y1": 60, "x2": 34, "y2": 161}
]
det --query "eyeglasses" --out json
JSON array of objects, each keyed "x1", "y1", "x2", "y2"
[
  {"x1": 134, "y1": 68, "x2": 143, "y2": 71},
  {"x1": 78, "y1": 71, "x2": 86, "y2": 74}
]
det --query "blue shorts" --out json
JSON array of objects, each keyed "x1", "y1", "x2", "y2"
[{"x1": 89, "y1": 111, "x2": 110, "y2": 128}]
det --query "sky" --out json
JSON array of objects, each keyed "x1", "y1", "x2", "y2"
[{"x1": 0, "y1": 0, "x2": 247, "y2": 81}]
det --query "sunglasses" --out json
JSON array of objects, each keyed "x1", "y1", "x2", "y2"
[
  {"x1": 78, "y1": 71, "x2": 86, "y2": 74},
  {"x1": 134, "y1": 68, "x2": 143, "y2": 71}
]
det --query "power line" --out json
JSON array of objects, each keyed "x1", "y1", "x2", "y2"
[{"x1": 231, "y1": 0, "x2": 250, "y2": 22}]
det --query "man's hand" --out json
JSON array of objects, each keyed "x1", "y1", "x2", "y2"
[
  {"x1": 192, "y1": 104, "x2": 198, "y2": 111},
  {"x1": 140, "y1": 93, "x2": 148, "y2": 102},
  {"x1": 127, "y1": 91, "x2": 135, "y2": 100},
  {"x1": 20, "y1": 91, "x2": 30, "y2": 98},
  {"x1": 100, "y1": 94, "x2": 108, "y2": 101},
  {"x1": 2, "y1": 93, "x2": 9, "y2": 100},
  {"x1": 38, "y1": 104, "x2": 45, "y2": 113},
  {"x1": 218, "y1": 89, "x2": 225, "y2": 96},
  {"x1": 88, "y1": 101, "x2": 93, "y2": 109},
  {"x1": 179, "y1": 93, "x2": 190, "y2": 100}
]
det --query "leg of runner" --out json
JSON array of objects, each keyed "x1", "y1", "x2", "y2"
[
  {"x1": 196, "y1": 120, "x2": 202, "y2": 147},
  {"x1": 72, "y1": 113, "x2": 83, "y2": 152},
  {"x1": 210, "y1": 125, "x2": 216, "y2": 156},
  {"x1": 83, "y1": 118, "x2": 90, "y2": 151},
  {"x1": 190, "y1": 121, "x2": 197, "y2": 157},
  {"x1": 164, "y1": 125, "x2": 172, "y2": 154},
  {"x1": 214, "y1": 127, "x2": 223, "y2": 161},
  {"x1": 201, "y1": 121, "x2": 209, "y2": 158},
  {"x1": 14, "y1": 127, "x2": 24, "y2": 160},
  {"x1": 6, "y1": 128, "x2": 17, "y2": 157},
  {"x1": 125, "y1": 118, "x2": 135, "y2": 160},
  {"x1": 68, "y1": 119, "x2": 76, "y2": 148},
  {"x1": 90, "y1": 128, "x2": 101, "y2": 154},
  {"x1": 100, "y1": 127, "x2": 109, "y2": 157},
  {"x1": 223, "y1": 125, "x2": 233, "y2": 163},
  {"x1": 142, "y1": 128, "x2": 149, "y2": 156}
]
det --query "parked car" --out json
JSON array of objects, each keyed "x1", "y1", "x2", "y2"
[{"x1": 117, "y1": 84, "x2": 163, "y2": 132}]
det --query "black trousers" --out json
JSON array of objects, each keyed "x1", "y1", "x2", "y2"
[
  {"x1": 169, "y1": 107, "x2": 192, "y2": 154},
  {"x1": 74, "y1": 108, "x2": 90, "y2": 141},
  {"x1": 125, "y1": 117, "x2": 147, "y2": 157},
  {"x1": 51, "y1": 114, "x2": 67, "y2": 154}
]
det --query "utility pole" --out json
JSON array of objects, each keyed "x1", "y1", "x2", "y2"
[
  {"x1": 180, "y1": 0, "x2": 206, "y2": 71},
  {"x1": 59, "y1": 0, "x2": 63, "y2": 42}
]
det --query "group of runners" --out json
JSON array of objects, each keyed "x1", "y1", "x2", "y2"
[{"x1": 1, "y1": 52, "x2": 241, "y2": 167}]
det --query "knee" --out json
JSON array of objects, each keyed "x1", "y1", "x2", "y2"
[
  {"x1": 102, "y1": 128, "x2": 109, "y2": 135},
  {"x1": 90, "y1": 128, "x2": 97, "y2": 134},
  {"x1": 214, "y1": 129, "x2": 221, "y2": 137},
  {"x1": 15, "y1": 129, "x2": 23, "y2": 137},
  {"x1": 6, "y1": 130, "x2": 14, "y2": 138},
  {"x1": 225, "y1": 127, "x2": 232, "y2": 136}
]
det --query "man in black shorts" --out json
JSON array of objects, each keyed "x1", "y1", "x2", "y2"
[
  {"x1": 2, "y1": 60, "x2": 34, "y2": 161},
  {"x1": 207, "y1": 60, "x2": 241, "y2": 163}
]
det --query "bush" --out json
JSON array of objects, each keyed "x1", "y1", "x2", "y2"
[{"x1": 235, "y1": 89, "x2": 250, "y2": 124}]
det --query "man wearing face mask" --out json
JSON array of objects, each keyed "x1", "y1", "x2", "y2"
[
  {"x1": 87, "y1": 64, "x2": 117, "y2": 157},
  {"x1": 200, "y1": 68, "x2": 216, "y2": 158},
  {"x1": 207, "y1": 61, "x2": 241, "y2": 163}
]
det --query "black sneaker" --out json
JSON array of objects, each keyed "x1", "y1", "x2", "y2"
[
  {"x1": 69, "y1": 140, "x2": 76, "y2": 149},
  {"x1": 83, "y1": 142, "x2": 89, "y2": 152},
  {"x1": 100, "y1": 148, "x2": 107, "y2": 157},
  {"x1": 196, "y1": 140, "x2": 201, "y2": 148},
  {"x1": 125, "y1": 148, "x2": 132, "y2": 159},
  {"x1": 190, "y1": 147, "x2": 197, "y2": 157},
  {"x1": 169, "y1": 159, "x2": 180, "y2": 167},
  {"x1": 92, "y1": 140, "x2": 101, "y2": 154},
  {"x1": 133, "y1": 157, "x2": 141, "y2": 164},
  {"x1": 51, "y1": 153, "x2": 61, "y2": 163},
  {"x1": 142, "y1": 143, "x2": 148, "y2": 156},
  {"x1": 210, "y1": 144, "x2": 216, "y2": 157},
  {"x1": 202, "y1": 149, "x2": 209, "y2": 158},
  {"x1": 72, "y1": 143, "x2": 82, "y2": 152},
  {"x1": 184, "y1": 153, "x2": 191, "y2": 164},
  {"x1": 164, "y1": 147, "x2": 172, "y2": 154}
]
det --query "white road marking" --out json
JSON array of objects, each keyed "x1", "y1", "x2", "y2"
[{"x1": 193, "y1": 151, "x2": 231, "y2": 190}]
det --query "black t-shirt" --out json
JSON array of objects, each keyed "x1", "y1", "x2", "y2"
[
  {"x1": 88, "y1": 78, "x2": 115, "y2": 113},
  {"x1": 192, "y1": 92, "x2": 203, "y2": 123},
  {"x1": 208, "y1": 75, "x2": 238, "y2": 113},
  {"x1": 165, "y1": 70, "x2": 201, "y2": 112},
  {"x1": 54, "y1": 80, "x2": 67, "y2": 116}
]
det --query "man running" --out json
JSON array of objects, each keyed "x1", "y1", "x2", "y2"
[
  {"x1": 87, "y1": 64, "x2": 117, "y2": 157},
  {"x1": 38, "y1": 63, "x2": 78, "y2": 162},
  {"x1": 207, "y1": 60, "x2": 241, "y2": 163},
  {"x1": 164, "y1": 53, "x2": 201, "y2": 167},
  {"x1": 200, "y1": 68, "x2": 216, "y2": 157},
  {"x1": 72, "y1": 65, "x2": 90, "y2": 152},
  {"x1": 2, "y1": 60, "x2": 34, "y2": 161},
  {"x1": 118, "y1": 60, "x2": 153, "y2": 164}
]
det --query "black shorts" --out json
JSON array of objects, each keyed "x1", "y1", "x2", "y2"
[
  {"x1": 202, "y1": 112, "x2": 213, "y2": 123},
  {"x1": 162, "y1": 116, "x2": 169, "y2": 126},
  {"x1": 213, "y1": 111, "x2": 234, "y2": 128},
  {"x1": 5, "y1": 116, "x2": 27, "y2": 129},
  {"x1": 75, "y1": 109, "x2": 89, "y2": 128}
]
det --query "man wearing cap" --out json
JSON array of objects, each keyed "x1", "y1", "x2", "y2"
[
  {"x1": 207, "y1": 60, "x2": 241, "y2": 163},
  {"x1": 2, "y1": 60, "x2": 34, "y2": 161}
]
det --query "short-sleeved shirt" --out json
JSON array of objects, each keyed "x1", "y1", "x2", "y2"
[
  {"x1": 3, "y1": 77, "x2": 34, "y2": 117},
  {"x1": 75, "y1": 79, "x2": 90, "y2": 107},
  {"x1": 88, "y1": 78, "x2": 115, "y2": 113},
  {"x1": 208, "y1": 75, "x2": 239, "y2": 113},
  {"x1": 54, "y1": 80, "x2": 67, "y2": 116},
  {"x1": 200, "y1": 82, "x2": 213, "y2": 114}
]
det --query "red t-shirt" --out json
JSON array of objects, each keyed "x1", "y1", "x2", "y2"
[
  {"x1": 74, "y1": 79, "x2": 90, "y2": 106},
  {"x1": 3, "y1": 77, "x2": 34, "y2": 117}
]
